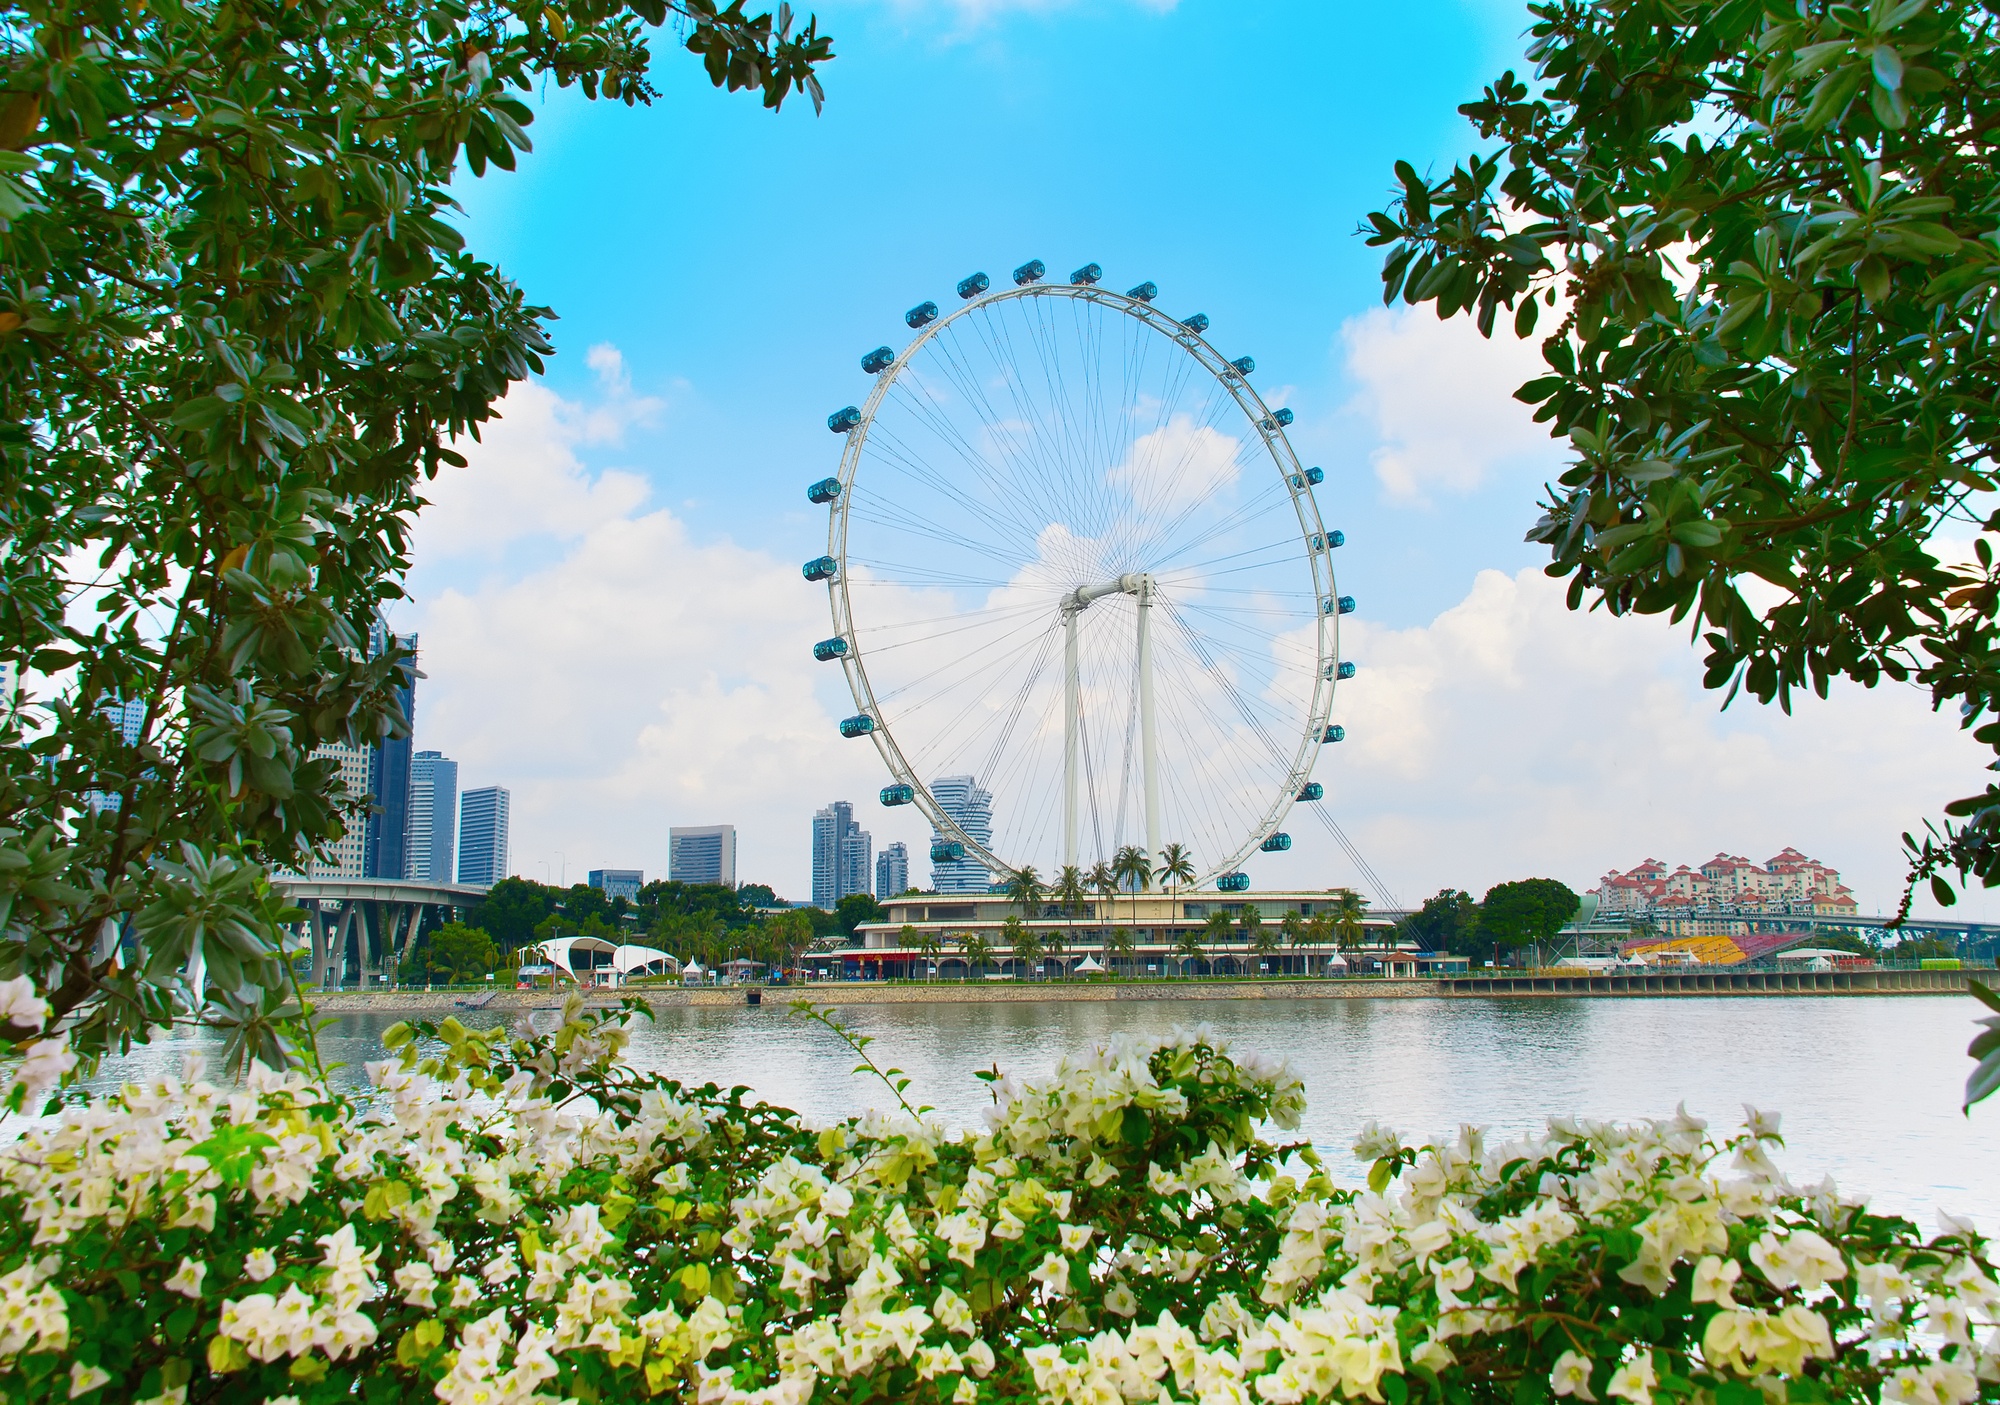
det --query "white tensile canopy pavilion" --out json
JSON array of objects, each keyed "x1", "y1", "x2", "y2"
[{"x1": 527, "y1": 936, "x2": 678, "y2": 986}]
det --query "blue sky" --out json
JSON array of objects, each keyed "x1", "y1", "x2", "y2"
[
  {"x1": 442, "y1": 0, "x2": 1547, "y2": 626},
  {"x1": 397, "y1": 0, "x2": 1995, "y2": 916}
]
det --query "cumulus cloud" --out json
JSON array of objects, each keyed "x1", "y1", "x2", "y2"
[
  {"x1": 1338, "y1": 306, "x2": 1563, "y2": 506},
  {"x1": 1250, "y1": 567, "x2": 1991, "y2": 919}
]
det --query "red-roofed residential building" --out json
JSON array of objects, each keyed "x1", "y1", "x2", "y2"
[{"x1": 1588, "y1": 848, "x2": 1857, "y2": 935}]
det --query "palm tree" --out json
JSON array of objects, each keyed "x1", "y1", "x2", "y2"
[
  {"x1": 1176, "y1": 925, "x2": 1209, "y2": 979},
  {"x1": 960, "y1": 930, "x2": 993, "y2": 978},
  {"x1": 1003, "y1": 914, "x2": 1043, "y2": 979},
  {"x1": 1330, "y1": 888, "x2": 1368, "y2": 955},
  {"x1": 1307, "y1": 911, "x2": 1335, "y2": 975},
  {"x1": 1054, "y1": 865, "x2": 1087, "y2": 973},
  {"x1": 1154, "y1": 843, "x2": 1195, "y2": 895},
  {"x1": 1006, "y1": 865, "x2": 1045, "y2": 920},
  {"x1": 1281, "y1": 910, "x2": 1306, "y2": 976},
  {"x1": 1113, "y1": 844, "x2": 1151, "y2": 951},
  {"x1": 913, "y1": 928, "x2": 941, "y2": 981},
  {"x1": 1200, "y1": 909, "x2": 1234, "y2": 977},
  {"x1": 1088, "y1": 861, "x2": 1119, "y2": 965},
  {"x1": 1108, "y1": 924, "x2": 1136, "y2": 977},
  {"x1": 1246, "y1": 905, "x2": 1280, "y2": 973}
]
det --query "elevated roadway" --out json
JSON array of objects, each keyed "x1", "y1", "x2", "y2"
[{"x1": 272, "y1": 877, "x2": 486, "y2": 989}]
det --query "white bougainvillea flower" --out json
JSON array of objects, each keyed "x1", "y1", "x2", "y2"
[
  {"x1": 66, "y1": 1362, "x2": 110, "y2": 1398},
  {"x1": 0, "y1": 976, "x2": 48, "y2": 1030},
  {"x1": 1552, "y1": 1349, "x2": 1597, "y2": 1400},
  {"x1": 1606, "y1": 1354, "x2": 1657, "y2": 1405},
  {"x1": 1691, "y1": 1256, "x2": 1740, "y2": 1306},
  {"x1": 241, "y1": 1250, "x2": 276, "y2": 1283},
  {"x1": 163, "y1": 1258, "x2": 205, "y2": 1299}
]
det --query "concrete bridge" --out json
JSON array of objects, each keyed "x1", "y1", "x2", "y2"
[{"x1": 273, "y1": 877, "x2": 486, "y2": 988}]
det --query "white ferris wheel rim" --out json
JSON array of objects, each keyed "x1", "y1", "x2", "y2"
[{"x1": 823, "y1": 279, "x2": 1340, "y2": 888}]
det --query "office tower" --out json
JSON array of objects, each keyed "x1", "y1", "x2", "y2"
[
  {"x1": 669, "y1": 825, "x2": 738, "y2": 887},
  {"x1": 928, "y1": 775, "x2": 993, "y2": 893},
  {"x1": 458, "y1": 786, "x2": 511, "y2": 887},
  {"x1": 307, "y1": 743, "x2": 373, "y2": 878},
  {"x1": 363, "y1": 625, "x2": 416, "y2": 880},
  {"x1": 406, "y1": 750, "x2": 459, "y2": 883},
  {"x1": 589, "y1": 869, "x2": 643, "y2": 902},
  {"x1": 875, "y1": 841, "x2": 909, "y2": 899},
  {"x1": 811, "y1": 802, "x2": 872, "y2": 910}
]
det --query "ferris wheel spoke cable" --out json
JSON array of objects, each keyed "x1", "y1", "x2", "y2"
[
  {"x1": 1159, "y1": 595, "x2": 1299, "y2": 774},
  {"x1": 851, "y1": 599, "x2": 1054, "y2": 649},
  {"x1": 859, "y1": 420, "x2": 1046, "y2": 563},
  {"x1": 984, "y1": 312, "x2": 1090, "y2": 533},
  {"x1": 871, "y1": 607, "x2": 1064, "y2": 715},
  {"x1": 975, "y1": 618, "x2": 1064, "y2": 795},
  {"x1": 1305, "y1": 805, "x2": 1402, "y2": 912},
  {"x1": 932, "y1": 323, "x2": 1074, "y2": 540},
  {"x1": 882, "y1": 364, "x2": 1056, "y2": 554}
]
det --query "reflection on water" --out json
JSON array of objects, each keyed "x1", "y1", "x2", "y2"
[{"x1": 78, "y1": 994, "x2": 2000, "y2": 1225}]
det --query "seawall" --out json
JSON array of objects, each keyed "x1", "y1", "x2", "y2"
[{"x1": 303, "y1": 966, "x2": 1985, "y2": 1015}]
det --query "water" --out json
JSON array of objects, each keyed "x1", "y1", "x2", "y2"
[{"x1": 78, "y1": 995, "x2": 2000, "y2": 1227}]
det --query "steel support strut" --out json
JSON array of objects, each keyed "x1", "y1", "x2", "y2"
[{"x1": 1061, "y1": 572, "x2": 1158, "y2": 867}]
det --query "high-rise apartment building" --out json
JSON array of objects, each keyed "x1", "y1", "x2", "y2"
[
  {"x1": 406, "y1": 750, "x2": 458, "y2": 883},
  {"x1": 811, "y1": 802, "x2": 872, "y2": 910},
  {"x1": 589, "y1": 869, "x2": 644, "y2": 902},
  {"x1": 669, "y1": 825, "x2": 737, "y2": 887},
  {"x1": 458, "y1": 786, "x2": 511, "y2": 887},
  {"x1": 928, "y1": 774, "x2": 993, "y2": 893},
  {"x1": 85, "y1": 694, "x2": 150, "y2": 812},
  {"x1": 875, "y1": 841, "x2": 908, "y2": 899},
  {"x1": 362, "y1": 625, "x2": 416, "y2": 881}
]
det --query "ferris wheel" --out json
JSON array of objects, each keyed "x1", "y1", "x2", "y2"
[{"x1": 801, "y1": 260, "x2": 1352, "y2": 891}]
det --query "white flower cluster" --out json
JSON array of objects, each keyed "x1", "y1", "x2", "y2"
[{"x1": 0, "y1": 1015, "x2": 1990, "y2": 1405}]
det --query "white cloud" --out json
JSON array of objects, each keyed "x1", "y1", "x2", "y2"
[
  {"x1": 1338, "y1": 306, "x2": 1562, "y2": 506},
  {"x1": 411, "y1": 345, "x2": 660, "y2": 563},
  {"x1": 403, "y1": 358, "x2": 937, "y2": 899},
  {"x1": 1248, "y1": 566, "x2": 1994, "y2": 920}
]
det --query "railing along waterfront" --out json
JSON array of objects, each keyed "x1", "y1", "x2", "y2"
[{"x1": 1436, "y1": 965, "x2": 1994, "y2": 997}]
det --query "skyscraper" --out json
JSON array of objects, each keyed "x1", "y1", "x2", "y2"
[
  {"x1": 670, "y1": 825, "x2": 737, "y2": 887},
  {"x1": 308, "y1": 743, "x2": 373, "y2": 878},
  {"x1": 811, "y1": 802, "x2": 872, "y2": 910},
  {"x1": 589, "y1": 869, "x2": 643, "y2": 901},
  {"x1": 458, "y1": 786, "x2": 511, "y2": 887},
  {"x1": 406, "y1": 750, "x2": 458, "y2": 883},
  {"x1": 929, "y1": 775, "x2": 993, "y2": 893},
  {"x1": 363, "y1": 625, "x2": 416, "y2": 881},
  {"x1": 875, "y1": 841, "x2": 908, "y2": 899}
]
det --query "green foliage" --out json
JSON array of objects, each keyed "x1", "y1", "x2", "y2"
[
  {"x1": 406, "y1": 921, "x2": 498, "y2": 985},
  {"x1": 1371, "y1": 0, "x2": 2000, "y2": 911},
  {"x1": 1887, "y1": 934, "x2": 1959, "y2": 962},
  {"x1": 1479, "y1": 878, "x2": 1581, "y2": 952},
  {"x1": 1002, "y1": 913, "x2": 1042, "y2": 973},
  {"x1": 9, "y1": 1006, "x2": 1988, "y2": 1405},
  {"x1": 833, "y1": 892, "x2": 885, "y2": 938},
  {"x1": 467, "y1": 877, "x2": 557, "y2": 949},
  {"x1": 736, "y1": 883, "x2": 778, "y2": 909},
  {"x1": 1403, "y1": 888, "x2": 1482, "y2": 957},
  {"x1": 0, "y1": 0, "x2": 831, "y2": 1073}
]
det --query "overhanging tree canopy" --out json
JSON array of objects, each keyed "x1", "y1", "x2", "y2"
[
  {"x1": 1369, "y1": 0, "x2": 2000, "y2": 911},
  {"x1": 0, "y1": 0, "x2": 830, "y2": 1076}
]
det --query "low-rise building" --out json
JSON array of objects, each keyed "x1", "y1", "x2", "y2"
[{"x1": 1591, "y1": 848, "x2": 1859, "y2": 939}]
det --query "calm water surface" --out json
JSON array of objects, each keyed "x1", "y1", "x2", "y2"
[{"x1": 83, "y1": 995, "x2": 1999, "y2": 1227}]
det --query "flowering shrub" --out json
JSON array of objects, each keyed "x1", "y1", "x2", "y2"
[{"x1": 0, "y1": 996, "x2": 1991, "y2": 1405}]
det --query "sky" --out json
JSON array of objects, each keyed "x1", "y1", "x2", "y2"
[{"x1": 394, "y1": 0, "x2": 1995, "y2": 917}]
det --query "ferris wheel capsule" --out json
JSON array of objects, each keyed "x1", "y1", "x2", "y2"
[
  {"x1": 931, "y1": 839, "x2": 965, "y2": 863},
  {"x1": 1260, "y1": 833, "x2": 1293, "y2": 853},
  {"x1": 803, "y1": 555, "x2": 838, "y2": 582},
  {"x1": 1337, "y1": 661, "x2": 1356, "y2": 679},
  {"x1": 906, "y1": 301, "x2": 939, "y2": 328},
  {"x1": 828, "y1": 406, "x2": 862, "y2": 433},
  {"x1": 880, "y1": 783, "x2": 915, "y2": 806},
  {"x1": 1217, "y1": 872, "x2": 1250, "y2": 893},
  {"x1": 957, "y1": 272, "x2": 990, "y2": 299},
  {"x1": 1323, "y1": 726, "x2": 1345, "y2": 743},
  {"x1": 1297, "y1": 781, "x2": 1324, "y2": 801},
  {"x1": 839, "y1": 714, "x2": 876, "y2": 738},
  {"x1": 860, "y1": 346, "x2": 894, "y2": 374},
  {"x1": 1180, "y1": 313, "x2": 1210, "y2": 333},
  {"x1": 1126, "y1": 281, "x2": 1158, "y2": 302},
  {"x1": 1070, "y1": 263, "x2": 1103, "y2": 285},
  {"x1": 813, "y1": 637, "x2": 849, "y2": 661},
  {"x1": 1260, "y1": 408, "x2": 1295, "y2": 431},
  {"x1": 1012, "y1": 259, "x2": 1046, "y2": 285},
  {"x1": 1230, "y1": 356, "x2": 1255, "y2": 377},
  {"x1": 808, "y1": 477, "x2": 842, "y2": 504}
]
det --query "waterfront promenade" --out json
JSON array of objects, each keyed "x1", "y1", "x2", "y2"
[{"x1": 306, "y1": 964, "x2": 1985, "y2": 1013}]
